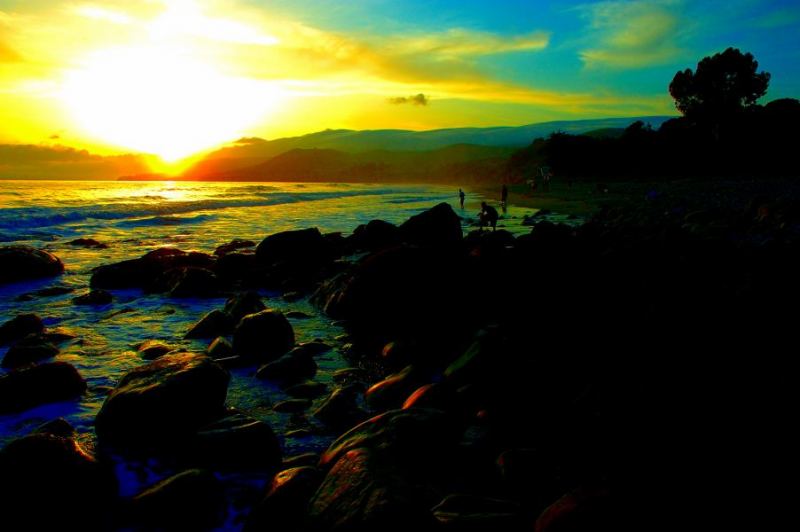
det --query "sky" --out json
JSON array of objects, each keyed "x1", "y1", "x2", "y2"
[{"x1": 1, "y1": 0, "x2": 798, "y2": 164}]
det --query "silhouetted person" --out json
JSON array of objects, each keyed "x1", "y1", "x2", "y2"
[
  {"x1": 501, "y1": 184, "x2": 508, "y2": 212},
  {"x1": 479, "y1": 201, "x2": 498, "y2": 231},
  {"x1": 459, "y1": 188, "x2": 466, "y2": 209}
]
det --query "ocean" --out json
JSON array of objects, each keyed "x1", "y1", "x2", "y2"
[{"x1": 0, "y1": 179, "x2": 548, "y2": 522}]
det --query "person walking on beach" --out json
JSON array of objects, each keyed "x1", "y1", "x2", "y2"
[
  {"x1": 459, "y1": 188, "x2": 466, "y2": 209},
  {"x1": 479, "y1": 201, "x2": 499, "y2": 231}
]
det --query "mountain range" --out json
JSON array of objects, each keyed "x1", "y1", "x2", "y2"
[{"x1": 176, "y1": 116, "x2": 671, "y2": 183}]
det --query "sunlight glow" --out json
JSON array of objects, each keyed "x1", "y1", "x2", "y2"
[
  {"x1": 61, "y1": 45, "x2": 285, "y2": 162},
  {"x1": 56, "y1": 1, "x2": 286, "y2": 162}
]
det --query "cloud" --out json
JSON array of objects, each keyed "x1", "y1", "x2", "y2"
[
  {"x1": 391, "y1": 29, "x2": 550, "y2": 58},
  {"x1": 577, "y1": 0, "x2": 685, "y2": 69},
  {"x1": 388, "y1": 93, "x2": 429, "y2": 106}
]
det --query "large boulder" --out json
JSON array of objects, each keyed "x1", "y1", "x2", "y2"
[
  {"x1": 320, "y1": 408, "x2": 461, "y2": 468},
  {"x1": 256, "y1": 227, "x2": 332, "y2": 267},
  {"x1": 160, "y1": 267, "x2": 222, "y2": 298},
  {"x1": 0, "y1": 313, "x2": 45, "y2": 345},
  {"x1": 312, "y1": 244, "x2": 470, "y2": 348},
  {"x1": 191, "y1": 412, "x2": 282, "y2": 471},
  {"x1": 129, "y1": 469, "x2": 225, "y2": 529},
  {"x1": 214, "y1": 238, "x2": 255, "y2": 256},
  {"x1": 399, "y1": 202, "x2": 462, "y2": 247},
  {"x1": 72, "y1": 289, "x2": 113, "y2": 305},
  {"x1": 223, "y1": 291, "x2": 266, "y2": 323},
  {"x1": 0, "y1": 431, "x2": 118, "y2": 530},
  {"x1": 0, "y1": 362, "x2": 86, "y2": 414},
  {"x1": 1, "y1": 335, "x2": 59, "y2": 369},
  {"x1": 245, "y1": 466, "x2": 324, "y2": 532},
  {"x1": 90, "y1": 248, "x2": 215, "y2": 290},
  {"x1": 95, "y1": 353, "x2": 229, "y2": 447},
  {"x1": 232, "y1": 310, "x2": 295, "y2": 363},
  {"x1": 431, "y1": 493, "x2": 523, "y2": 530},
  {"x1": 0, "y1": 246, "x2": 64, "y2": 285},
  {"x1": 255, "y1": 228, "x2": 337, "y2": 290},
  {"x1": 185, "y1": 309, "x2": 234, "y2": 339},
  {"x1": 256, "y1": 346, "x2": 317, "y2": 385},
  {"x1": 313, "y1": 384, "x2": 369, "y2": 432},
  {"x1": 347, "y1": 220, "x2": 402, "y2": 252},
  {"x1": 307, "y1": 448, "x2": 438, "y2": 531}
]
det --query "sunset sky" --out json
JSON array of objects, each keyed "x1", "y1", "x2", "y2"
[{"x1": 1, "y1": 0, "x2": 798, "y2": 162}]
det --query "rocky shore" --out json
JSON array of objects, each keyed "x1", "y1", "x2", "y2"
[{"x1": 1, "y1": 188, "x2": 797, "y2": 530}]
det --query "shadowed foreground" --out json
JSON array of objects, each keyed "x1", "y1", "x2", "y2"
[{"x1": 1, "y1": 186, "x2": 796, "y2": 530}]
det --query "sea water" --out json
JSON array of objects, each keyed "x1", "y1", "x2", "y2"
[{"x1": 0, "y1": 180, "x2": 540, "y2": 526}]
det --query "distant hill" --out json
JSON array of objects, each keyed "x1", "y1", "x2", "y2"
[
  {"x1": 0, "y1": 144, "x2": 150, "y2": 180},
  {"x1": 195, "y1": 144, "x2": 515, "y2": 185},
  {"x1": 182, "y1": 116, "x2": 672, "y2": 180}
]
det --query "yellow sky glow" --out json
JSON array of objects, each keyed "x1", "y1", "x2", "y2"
[{"x1": 0, "y1": 0, "x2": 674, "y2": 168}]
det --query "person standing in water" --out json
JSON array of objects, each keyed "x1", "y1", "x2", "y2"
[{"x1": 459, "y1": 188, "x2": 466, "y2": 209}]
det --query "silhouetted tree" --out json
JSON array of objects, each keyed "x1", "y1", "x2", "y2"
[{"x1": 669, "y1": 48, "x2": 770, "y2": 129}]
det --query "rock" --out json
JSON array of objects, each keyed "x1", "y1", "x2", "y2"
[
  {"x1": 90, "y1": 248, "x2": 215, "y2": 290},
  {"x1": 534, "y1": 488, "x2": 615, "y2": 532},
  {"x1": 365, "y1": 365, "x2": 423, "y2": 411},
  {"x1": 348, "y1": 219, "x2": 402, "y2": 252},
  {"x1": 256, "y1": 348, "x2": 317, "y2": 385},
  {"x1": 0, "y1": 432, "x2": 117, "y2": 530},
  {"x1": 245, "y1": 466, "x2": 324, "y2": 532},
  {"x1": 129, "y1": 469, "x2": 225, "y2": 529},
  {"x1": 68, "y1": 237, "x2": 108, "y2": 248},
  {"x1": 72, "y1": 289, "x2": 113, "y2": 305},
  {"x1": 311, "y1": 245, "x2": 469, "y2": 349},
  {"x1": 256, "y1": 227, "x2": 332, "y2": 268},
  {"x1": 313, "y1": 385, "x2": 369, "y2": 432},
  {"x1": 308, "y1": 448, "x2": 437, "y2": 531},
  {"x1": 293, "y1": 341, "x2": 333, "y2": 357},
  {"x1": 95, "y1": 353, "x2": 229, "y2": 447},
  {"x1": 33, "y1": 418, "x2": 76, "y2": 438},
  {"x1": 283, "y1": 452, "x2": 321, "y2": 468},
  {"x1": 0, "y1": 362, "x2": 85, "y2": 414},
  {"x1": 332, "y1": 367, "x2": 369, "y2": 385},
  {"x1": 0, "y1": 245, "x2": 64, "y2": 285},
  {"x1": 286, "y1": 310, "x2": 312, "y2": 319},
  {"x1": 191, "y1": 412, "x2": 281, "y2": 471},
  {"x1": 136, "y1": 340, "x2": 175, "y2": 360},
  {"x1": 432, "y1": 493, "x2": 523, "y2": 530},
  {"x1": 1, "y1": 335, "x2": 60, "y2": 368},
  {"x1": 0, "y1": 314, "x2": 44, "y2": 345},
  {"x1": 185, "y1": 309, "x2": 234, "y2": 339},
  {"x1": 497, "y1": 448, "x2": 562, "y2": 507},
  {"x1": 286, "y1": 381, "x2": 329, "y2": 399},
  {"x1": 159, "y1": 267, "x2": 221, "y2": 298},
  {"x1": 214, "y1": 238, "x2": 255, "y2": 256},
  {"x1": 213, "y1": 251, "x2": 261, "y2": 285},
  {"x1": 223, "y1": 291, "x2": 266, "y2": 323},
  {"x1": 233, "y1": 310, "x2": 295, "y2": 362},
  {"x1": 398, "y1": 202, "x2": 462, "y2": 247},
  {"x1": 320, "y1": 408, "x2": 460, "y2": 468},
  {"x1": 273, "y1": 399, "x2": 312, "y2": 413},
  {"x1": 40, "y1": 327, "x2": 78, "y2": 344},
  {"x1": 402, "y1": 383, "x2": 455, "y2": 411},
  {"x1": 206, "y1": 336, "x2": 235, "y2": 359}
]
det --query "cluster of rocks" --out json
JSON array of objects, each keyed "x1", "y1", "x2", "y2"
[{"x1": 2, "y1": 194, "x2": 797, "y2": 529}]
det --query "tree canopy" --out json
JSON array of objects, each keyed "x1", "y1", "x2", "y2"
[{"x1": 669, "y1": 47, "x2": 770, "y2": 122}]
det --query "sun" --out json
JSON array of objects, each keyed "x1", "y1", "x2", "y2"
[{"x1": 61, "y1": 45, "x2": 282, "y2": 162}]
